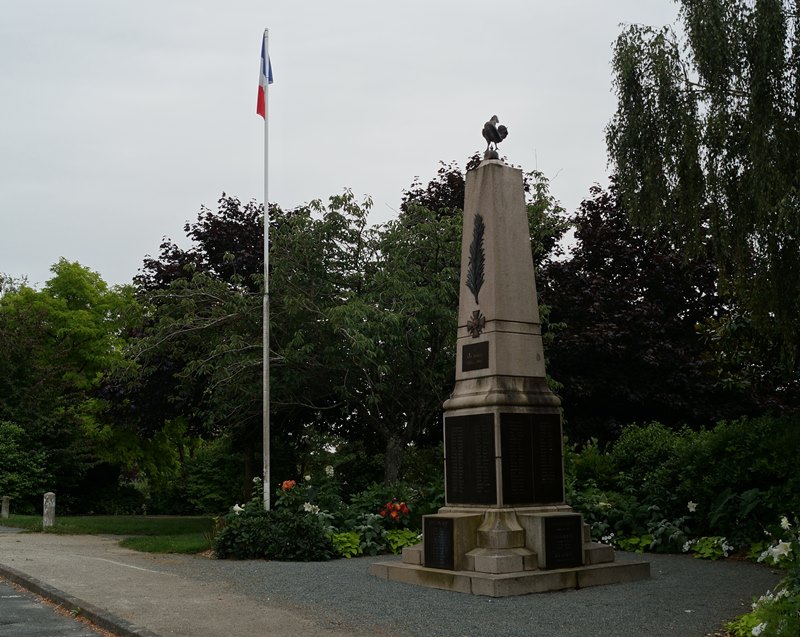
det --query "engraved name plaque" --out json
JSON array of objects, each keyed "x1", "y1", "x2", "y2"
[
  {"x1": 500, "y1": 413, "x2": 535, "y2": 505},
  {"x1": 445, "y1": 414, "x2": 497, "y2": 505},
  {"x1": 424, "y1": 517, "x2": 454, "y2": 570},
  {"x1": 461, "y1": 341, "x2": 489, "y2": 372},
  {"x1": 544, "y1": 515, "x2": 583, "y2": 569},
  {"x1": 532, "y1": 413, "x2": 564, "y2": 504}
]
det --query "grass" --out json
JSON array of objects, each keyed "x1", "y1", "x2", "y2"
[
  {"x1": 0, "y1": 514, "x2": 215, "y2": 554},
  {"x1": 118, "y1": 533, "x2": 212, "y2": 554}
]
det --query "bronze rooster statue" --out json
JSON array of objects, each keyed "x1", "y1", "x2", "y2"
[{"x1": 482, "y1": 115, "x2": 508, "y2": 159}]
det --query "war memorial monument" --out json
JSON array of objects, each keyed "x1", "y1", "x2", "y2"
[{"x1": 370, "y1": 118, "x2": 650, "y2": 596}]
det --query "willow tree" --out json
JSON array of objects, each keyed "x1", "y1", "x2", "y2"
[{"x1": 607, "y1": 0, "x2": 800, "y2": 371}]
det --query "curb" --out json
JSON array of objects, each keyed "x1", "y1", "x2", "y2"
[{"x1": 0, "y1": 563, "x2": 161, "y2": 637}]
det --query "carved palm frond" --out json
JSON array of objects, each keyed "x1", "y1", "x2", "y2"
[{"x1": 465, "y1": 213, "x2": 485, "y2": 304}]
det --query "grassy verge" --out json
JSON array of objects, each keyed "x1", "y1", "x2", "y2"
[
  {"x1": 0, "y1": 514, "x2": 214, "y2": 554},
  {"x1": 118, "y1": 533, "x2": 211, "y2": 554}
]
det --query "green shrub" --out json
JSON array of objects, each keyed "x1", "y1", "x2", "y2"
[
  {"x1": 386, "y1": 528, "x2": 420, "y2": 554},
  {"x1": 346, "y1": 479, "x2": 442, "y2": 529},
  {"x1": 565, "y1": 438, "x2": 616, "y2": 487},
  {"x1": 353, "y1": 513, "x2": 389, "y2": 556},
  {"x1": 726, "y1": 514, "x2": 800, "y2": 637},
  {"x1": 684, "y1": 536, "x2": 735, "y2": 560},
  {"x1": 609, "y1": 422, "x2": 685, "y2": 480},
  {"x1": 213, "y1": 506, "x2": 334, "y2": 561},
  {"x1": 213, "y1": 478, "x2": 336, "y2": 561},
  {"x1": 182, "y1": 438, "x2": 244, "y2": 513},
  {"x1": 616, "y1": 535, "x2": 652, "y2": 553},
  {"x1": 331, "y1": 531, "x2": 362, "y2": 558},
  {"x1": 265, "y1": 508, "x2": 335, "y2": 561},
  {"x1": 566, "y1": 415, "x2": 800, "y2": 556},
  {"x1": 212, "y1": 506, "x2": 272, "y2": 559},
  {"x1": 681, "y1": 416, "x2": 800, "y2": 545}
]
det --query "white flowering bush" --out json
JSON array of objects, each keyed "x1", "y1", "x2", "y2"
[
  {"x1": 682, "y1": 536, "x2": 735, "y2": 560},
  {"x1": 726, "y1": 515, "x2": 800, "y2": 637}
]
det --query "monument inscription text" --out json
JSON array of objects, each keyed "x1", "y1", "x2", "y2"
[
  {"x1": 445, "y1": 414, "x2": 496, "y2": 505},
  {"x1": 462, "y1": 341, "x2": 489, "y2": 372},
  {"x1": 544, "y1": 515, "x2": 583, "y2": 569},
  {"x1": 424, "y1": 517, "x2": 454, "y2": 570}
]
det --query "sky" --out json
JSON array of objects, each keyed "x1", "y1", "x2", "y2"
[{"x1": 0, "y1": 1, "x2": 680, "y2": 288}]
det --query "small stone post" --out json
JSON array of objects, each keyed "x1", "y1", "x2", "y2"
[
  {"x1": 1, "y1": 496, "x2": 9, "y2": 519},
  {"x1": 43, "y1": 492, "x2": 56, "y2": 528}
]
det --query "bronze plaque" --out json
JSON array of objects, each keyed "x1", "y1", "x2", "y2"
[
  {"x1": 500, "y1": 413, "x2": 535, "y2": 505},
  {"x1": 532, "y1": 413, "x2": 564, "y2": 503},
  {"x1": 462, "y1": 341, "x2": 489, "y2": 372},
  {"x1": 445, "y1": 414, "x2": 496, "y2": 505},
  {"x1": 424, "y1": 517, "x2": 454, "y2": 570},
  {"x1": 544, "y1": 515, "x2": 583, "y2": 569}
]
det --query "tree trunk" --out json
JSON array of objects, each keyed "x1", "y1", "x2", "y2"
[{"x1": 383, "y1": 435, "x2": 404, "y2": 485}]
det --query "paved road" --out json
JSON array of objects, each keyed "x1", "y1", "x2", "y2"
[{"x1": 0, "y1": 579, "x2": 106, "y2": 637}]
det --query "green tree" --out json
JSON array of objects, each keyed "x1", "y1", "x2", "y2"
[
  {"x1": 0, "y1": 421, "x2": 46, "y2": 508},
  {"x1": 126, "y1": 193, "x2": 376, "y2": 494},
  {"x1": 0, "y1": 259, "x2": 137, "y2": 510},
  {"x1": 607, "y1": 0, "x2": 800, "y2": 372},
  {"x1": 541, "y1": 183, "x2": 754, "y2": 441},
  {"x1": 127, "y1": 157, "x2": 569, "y2": 489},
  {"x1": 324, "y1": 203, "x2": 462, "y2": 483}
]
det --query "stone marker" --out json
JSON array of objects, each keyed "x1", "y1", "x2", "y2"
[
  {"x1": 370, "y1": 120, "x2": 650, "y2": 596},
  {"x1": 1, "y1": 496, "x2": 9, "y2": 519},
  {"x1": 43, "y1": 492, "x2": 56, "y2": 528}
]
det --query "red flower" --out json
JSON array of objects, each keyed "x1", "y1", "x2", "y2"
[
  {"x1": 281, "y1": 479, "x2": 296, "y2": 492},
  {"x1": 400, "y1": 503, "x2": 409, "y2": 515}
]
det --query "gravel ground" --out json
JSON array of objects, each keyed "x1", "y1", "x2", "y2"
[
  {"x1": 0, "y1": 530, "x2": 782, "y2": 637},
  {"x1": 171, "y1": 551, "x2": 780, "y2": 637}
]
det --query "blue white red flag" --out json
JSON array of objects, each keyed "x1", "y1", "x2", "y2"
[{"x1": 257, "y1": 39, "x2": 273, "y2": 119}]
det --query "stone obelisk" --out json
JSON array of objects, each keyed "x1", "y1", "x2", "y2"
[{"x1": 371, "y1": 118, "x2": 649, "y2": 596}]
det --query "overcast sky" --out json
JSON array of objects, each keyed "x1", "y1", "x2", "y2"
[{"x1": 1, "y1": 1, "x2": 680, "y2": 288}]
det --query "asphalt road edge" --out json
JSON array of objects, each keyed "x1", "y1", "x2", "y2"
[{"x1": 0, "y1": 563, "x2": 162, "y2": 637}]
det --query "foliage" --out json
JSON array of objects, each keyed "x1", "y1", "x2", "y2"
[
  {"x1": 211, "y1": 506, "x2": 272, "y2": 560},
  {"x1": 0, "y1": 421, "x2": 46, "y2": 507},
  {"x1": 541, "y1": 183, "x2": 746, "y2": 442},
  {"x1": 181, "y1": 437, "x2": 246, "y2": 513},
  {"x1": 683, "y1": 536, "x2": 734, "y2": 560},
  {"x1": 0, "y1": 514, "x2": 212, "y2": 535},
  {"x1": 352, "y1": 513, "x2": 389, "y2": 556},
  {"x1": 699, "y1": 312, "x2": 800, "y2": 414},
  {"x1": 727, "y1": 514, "x2": 800, "y2": 637},
  {"x1": 385, "y1": 528, "x2": 421, "y2": 555},
  {"x1": 346, "y1": 481, "x2": 425, "y2": 526},
  {"x1": 607, "y1": 0, "x2": 800, "y2": 370},
  {"x1": 331, "y1": 531, "x2": 363, "y2": 558},
  {"x1": 212, "y1": 477, "x2": 340, "y2": 561},
  {"x1": 378, "y1": 498, "x2": 411, "y2": 527},
  {"x1": 212, "y1": 504, "x2": 335, "y2": 561},
  {"x1": 616, "y1": 535, "x2": 652, "y2": 553},
  {"x1": 119, "y1": 533, "x2": 211, "y2": 554},
  {"x1": 0, "y1": 260, "x2": 140, "y2": 511},
  {"x1": 567, "y1": 416, "x2": 800, "y2": 551}
]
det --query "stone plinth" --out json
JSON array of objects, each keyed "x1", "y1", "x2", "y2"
[
  {"x1": 369, "y1": 557, "x2": 651, "y2": 598},
  {"x1": 1, "y1": 496, "x2": 9, "y2": 519}
]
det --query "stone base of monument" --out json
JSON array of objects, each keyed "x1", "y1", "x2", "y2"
[{"x1": 369, "y1": 507, "x2": 649, "y2": 597}]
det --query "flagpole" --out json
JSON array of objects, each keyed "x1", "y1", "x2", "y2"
[{"x1": 262, "y1": 27, "x2": 271, "y2": 511}]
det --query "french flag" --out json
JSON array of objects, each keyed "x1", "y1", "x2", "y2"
[{"x1": 256, "y1": 39, "x2": 273, "y2": 119}]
